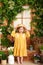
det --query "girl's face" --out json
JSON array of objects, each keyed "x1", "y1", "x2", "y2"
[{"x1": 19, "y1": 27, "x2": 24, "y2": 33}]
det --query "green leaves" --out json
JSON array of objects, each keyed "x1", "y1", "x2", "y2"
[
  {"x1": 0, "y1": 0, "x2": 43, "y2": 46},
  {"x1": 30, "y1": 0, "x2": 43, "y2": 37},
  {"x1": 0, "y1": 0, "x2": 25, "y2": 23},
  {"x1": 1, "y1": 37, "x2": 11, "y2": 47},
  {"x1": 0, "y1": 51, "x2": 7, "y2": 60}
]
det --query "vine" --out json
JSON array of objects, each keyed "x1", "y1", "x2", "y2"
[{"x1": 0, "y1": 0, "x2": 43, "y2": 47}]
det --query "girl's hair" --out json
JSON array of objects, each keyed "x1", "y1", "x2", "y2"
[{"x1": 15, "y1": 26, "x2": 26, "y2": 33}]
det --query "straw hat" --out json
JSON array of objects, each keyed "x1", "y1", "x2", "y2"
[{"x1": 16, "y1": 24, "x2": 26, "y2": 29}]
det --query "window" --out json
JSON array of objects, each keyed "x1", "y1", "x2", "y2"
[{"x1": 13, "y1": 6, "x2": 31, "y2": 30}]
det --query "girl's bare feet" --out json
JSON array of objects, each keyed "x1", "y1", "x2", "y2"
[
  {"x1": 20, "y1": 57, "x2": 23, "y2": 64},
  {"x1": 17, "y1": 57, "x2": 20, "y2": 64},
  {"x1": 18, "y1": 61, "x2": 20, "y2": 64}
]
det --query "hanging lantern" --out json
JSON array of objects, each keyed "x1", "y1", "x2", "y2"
[
  {"x1": 0, "y1": 29, "x2": 2, "y2": 45},
  {"x1": 0, "y1": 2, "x2": 3, "y2": 7},
  {"x1": 3, "y1": 19, "x2": 8, "y2": 26}
]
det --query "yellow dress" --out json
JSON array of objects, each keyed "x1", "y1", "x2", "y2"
[{"x1": 11, "y1": 30, "x2": 30, "y2": 57}]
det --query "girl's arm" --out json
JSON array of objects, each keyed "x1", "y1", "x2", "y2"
[
  {"x1": 25, "y1": 30, "x2": 30, "y2": 38},
  {"x1": 11, "y1": 29, "x2": 16, "y2": 37}
]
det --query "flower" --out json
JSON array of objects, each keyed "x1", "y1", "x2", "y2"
[
  {"x1": 8, "y1": 1, "x2": 15, "y2": 10},
  {"x1": 8, "y1": 47, "x2": 14, "y2": 55}
]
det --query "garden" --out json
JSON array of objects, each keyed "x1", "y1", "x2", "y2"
[{"x1": 0, "y1": 0, "x2": 43, "y2": 64}]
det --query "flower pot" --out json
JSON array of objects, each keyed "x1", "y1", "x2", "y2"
[
  {"x1": 8, "y1": 55, "x2": 14, "y2": 64},
  {"x1": 1, "y1": 60, "x2": 7, "y2": 65},
  {"x1": 34, "y1": 60, "x2": 38, "y2": 64}
]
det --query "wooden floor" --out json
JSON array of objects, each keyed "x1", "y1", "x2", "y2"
[{"x1": 0, "y1": 62, "x2": 42, "y2": 65}]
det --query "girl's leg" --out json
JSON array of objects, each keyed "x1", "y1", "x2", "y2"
[
  {"x1": 20, "y1": 57, "x2": 23, "y2": 64},
  {"x1": 17, "y1": 57, "x2": 20, "y2": 64}
]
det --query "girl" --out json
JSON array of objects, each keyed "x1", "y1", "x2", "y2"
[{"x1": 11, "y1": 24, "x2": 30, "y2": 64}]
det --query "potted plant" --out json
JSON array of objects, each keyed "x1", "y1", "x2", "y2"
[
  {"x1": 1, "y1": 51, "x2": 7, "y2": 65},
  {"x1": 1, "y1": 37, "x2": 8, "y2": 50},
  {"x1": 8, "y1": 47, "x2": 14, "y2": 64},
  {"x1": 33, "y1": 54, "x2": 40, "y2": 63}
]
